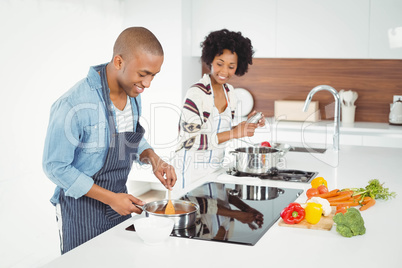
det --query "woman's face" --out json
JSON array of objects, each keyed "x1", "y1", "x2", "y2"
[{"x1": 210, "y1": 49, "x2": 238, "y2": 85}]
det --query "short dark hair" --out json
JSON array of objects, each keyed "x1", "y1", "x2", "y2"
[
  {"x1": 201, "y1": 29, "x2": 254, "y2": 76},
  {"x1": 113, "y1": 27, "x2": 163, "y2": 61}
]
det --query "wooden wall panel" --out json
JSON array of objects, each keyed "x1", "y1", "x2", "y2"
[{"x1": 203, "y1": 59, "x2": 402, "y2": 123}]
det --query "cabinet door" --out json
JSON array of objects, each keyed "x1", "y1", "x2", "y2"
[
  {"x1": 369, "y1": 0, "x2": 402, "y2": 59},
  {"x1": 191, "y1": 0, "x2": 276, "y2": 58},
  {"x1": 276, "y1": 0, "x2": 370, "y2": 58}
]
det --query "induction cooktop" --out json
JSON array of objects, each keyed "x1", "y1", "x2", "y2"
[
  {"x1": 228, "y1": 169, "x2": 318, "y2": 183},
  {"x1": 126, "y1": 182, "x2": 303, "y2": 246}
]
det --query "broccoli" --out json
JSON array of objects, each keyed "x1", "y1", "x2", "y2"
[{"x1": 333, "y1": 208, "x2": 366, "y2": 237}]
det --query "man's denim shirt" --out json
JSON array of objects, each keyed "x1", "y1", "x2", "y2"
[{"x1": 43, "y1": 63, "x2": 152, "y2": 205}]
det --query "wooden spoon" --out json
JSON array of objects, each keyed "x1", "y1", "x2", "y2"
[{"x1": 165, "y1": 190, "x2": 175, "y2": 215}]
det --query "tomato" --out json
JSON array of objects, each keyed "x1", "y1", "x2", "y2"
[
  {"x1": 306, "y1": 188, "x2": 319, "y2": 199},
  {"x1": 335, "y1": 208, "x2": 347, "y2": 215},
  {"x1": 261, "y1": 141, "x2": 271, "y2": 147},
  {"x1": 317, "y1": 185, "x2": 329, "y2": 194},
  {"x1": 335, "y1": 204, "x2": 350, "y2": 215},
  {"x1": 336, "y1": 204, "x2": 350, "y2": 211}
]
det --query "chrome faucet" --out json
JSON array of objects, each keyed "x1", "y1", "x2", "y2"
[{"x1": 303, "y1": 85, "x2": 340, "y2": 151}]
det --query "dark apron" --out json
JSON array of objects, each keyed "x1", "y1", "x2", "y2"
[{"x1": 59, "y1": 64, "x2": 145, "y2": 254}]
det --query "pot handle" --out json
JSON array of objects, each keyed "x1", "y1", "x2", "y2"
[
  {"x1": 229, "y1": 151, "x2": 238, "y2": 155},
  {"x1": 133, "y1": 203, "x2": 145, "y2": 212}
]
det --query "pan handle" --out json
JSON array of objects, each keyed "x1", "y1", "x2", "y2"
[{"x1": 133, "y1": 203, "x2": 145, "y2": 212}]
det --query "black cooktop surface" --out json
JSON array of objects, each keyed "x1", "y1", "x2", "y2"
[
  {"x1": 126, "y1": 182, "x2": 303, "y2": 246},
  {"x1": 228, "y1": 169, "x2": 318, "y2": 183}
]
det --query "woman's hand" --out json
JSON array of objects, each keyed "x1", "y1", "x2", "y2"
[
  {"x1": 231, "y1": 121, "x2": 257, "y2": 139},
  {"x1": 247, "y1": 110, "x2": 266, "y2": 128}
]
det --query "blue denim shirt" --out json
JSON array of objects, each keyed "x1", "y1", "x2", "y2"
[{"x1": 43, "y1": 63, "x2": 152, "y2": 205}]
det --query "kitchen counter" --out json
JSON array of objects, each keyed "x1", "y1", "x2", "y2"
[
  {"x1": 42, "y1": 145, "x2": 402, "y2": 268},
  {"x1": 248, "y1": 117, "x2": 402, "y2": 148}
]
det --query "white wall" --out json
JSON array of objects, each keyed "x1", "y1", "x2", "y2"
[
  {"x1": 0, "y1": 0, "x2": 194, "y2": 267},
  {"x1": 121, "y1": 0, "x2": 199, "y2": 159}
]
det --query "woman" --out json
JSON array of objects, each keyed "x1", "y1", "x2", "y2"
[{"x1": 175, "y1": 29, "x2": 265, "y2": 191}]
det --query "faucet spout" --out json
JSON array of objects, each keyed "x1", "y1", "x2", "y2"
[{"x1": 303, "y1": 85, "x2": 340, "y2": 151}]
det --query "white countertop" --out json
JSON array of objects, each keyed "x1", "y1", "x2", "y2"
[
  {"x1": 237, "y1": 116, "x2": 402, "y2": 135},
  {"x1": 42, "y1": 145, "x2": 402, "y2": 268},
  {"x1": 273, "y1": 119, "x2": 402, "y2": 135}
]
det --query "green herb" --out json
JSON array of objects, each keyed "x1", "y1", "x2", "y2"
[{"x1": 349, "y1": 179, "x2": 396, "y2": 200}]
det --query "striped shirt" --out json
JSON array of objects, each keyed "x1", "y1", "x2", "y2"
[{"x1": 176, "y1": 74, "x2": 237, "y2": 152}]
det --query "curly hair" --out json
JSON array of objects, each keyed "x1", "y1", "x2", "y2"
[{"x1": 201, "y1": 29, "x2": 254, "y2": 76}]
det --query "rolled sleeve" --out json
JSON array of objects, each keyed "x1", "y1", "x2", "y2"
[
  {"x1": 136, "y1": 137, "x2": 153, "y2": 164},
  {"x1": 64, "y1": 173, "x2": 94, "y2": 199},
  {"x1": 43, "y1": 95, "x2": 103, "y2": 203}
]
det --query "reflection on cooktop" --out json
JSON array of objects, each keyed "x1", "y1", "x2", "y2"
[
  {"x1": 228, "y1": 169, "x2": 318, "y2": 183},
  {"x1": 126, "y1": 182, "x2": 303, "y2": 246}
]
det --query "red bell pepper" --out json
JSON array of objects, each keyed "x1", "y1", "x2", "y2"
[{"x1": 280, "y1": 202, "x2": 305, "y2": 224}]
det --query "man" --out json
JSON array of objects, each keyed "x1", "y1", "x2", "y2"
[{"x1": 43, "y1": 27, "x2": 176, "y2": 254}]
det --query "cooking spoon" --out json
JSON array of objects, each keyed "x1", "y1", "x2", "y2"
[{"x1": 165, "y1": 190, "x2": 175, "y2": 215}]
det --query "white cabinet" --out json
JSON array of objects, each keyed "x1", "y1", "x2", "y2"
[
  {"x1": 190, "y1": 0, "x2": 401, "y2": 59},
  {"x1": 276, "y1": 0, "x2": 370, "y2": 58},
  {"x1": 369, "y1": 0, "x2": 402, "y2": 59},
  {"x1": 191, "y1": 0, "x2": 276, "y2": 58}
]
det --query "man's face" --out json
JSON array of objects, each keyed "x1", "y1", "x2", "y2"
[{"x1": 116, "y1": 51, "x2": 164, "y2": 97}]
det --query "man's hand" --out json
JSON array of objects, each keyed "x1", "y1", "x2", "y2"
[
  {"x1": 140, "y1": 149, "x2": 177, "y2": 190},
  {"x1": 108, "y1": 193, "x2": 145, "y2": 215},
  {"x1": 85, "y1": 184, "x2": 145, "y2": 215}
]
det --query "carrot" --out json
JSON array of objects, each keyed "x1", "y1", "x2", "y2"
[
  {"x1": 315, "y1": 189, "x2": 340, "y2": 199},
  {"x1": 360, "y1": 196, "x2": 372, "y2": 205},
  {"x1": 326, "y1": 191, "x2": 354, "y2": 202},
  {"x1": 329, "y1": 199, "x2": 360, "y2": 207},
  {"x1": 358, "y1": 196, "x2": 372, "y2": 206},
  {"x1": 340, "y1": 190, "x2": 354, "y2": 196},
  {"x1": 327, "y1": 195, "x2": 352, "y2": 202},
  {"x1": 360, "y1": 197, "x2": 376, "y2": 211}
]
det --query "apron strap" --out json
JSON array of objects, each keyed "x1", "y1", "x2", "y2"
[{"x1": 99, "y1": 65, "x2": 141, "y2": 132}]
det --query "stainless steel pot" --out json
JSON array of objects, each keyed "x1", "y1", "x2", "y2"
[
  {"x1": 138, "y1": 200, "x2": 199, "y2": 229},
  {"x1": 271, "y1": 143, "x2": 293, "y2": 157},
  {"x1": 229, "y1": 185, "x2": 285, "y2": 201},
  {"x1": 230, "y1": 147, "x2": 281, "y2": 175}
]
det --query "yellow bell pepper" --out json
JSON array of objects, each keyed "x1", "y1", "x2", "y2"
[
  {"x1": 305, "y1": 202, "x2": 323, "y2": 224},
  {"x1": 311, "y1": 177, "x2": 327, "y2": 189}
]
